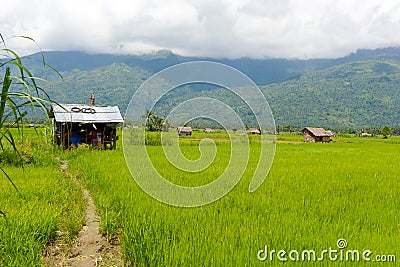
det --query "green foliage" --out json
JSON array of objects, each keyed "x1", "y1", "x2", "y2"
[
  {"x1": 0, "y1": 34, "x2": 61, "y2": 192},
  {"x1": 142, "y1": 109, "x2": 167, "y2": 132},
  {"x1": 380, "y1": 126, "x2": 392, "y2": 138},
  {"x1": 0, "y1": 141, "x2": 34, "y2": 165}
]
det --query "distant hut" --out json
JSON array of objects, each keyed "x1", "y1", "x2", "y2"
[
  {"x1": 177, "y1": 126, "x2": 193, "y2": 136},
  {"x1": 301, "y1": 127, "x2": 331, "y2": 143},
  {"x1": 361, "y1": 132, "x2": 372, "y2": 137},
  {"x1": 49, "y1": 94, "x2": 123, "y2": 149},
  {"x1": 247, "y1": 128, "x2": 261, "y2": 135},
  {"x1": 204, "y1": 128, "x2": 213, "y2": 133}
]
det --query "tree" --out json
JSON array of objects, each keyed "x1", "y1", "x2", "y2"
[
  {"x1": 276, "y1": 125, "x2": 281, "y2": 135},
  {"x1": 141, "y1": 109, "x2": 152, "y2": 121},
  {"x1": 380, "y1": 126, "x2": 392, "y2": 139},
  {"x1": 142, "y1": 109, "x2": 166, "y2": 131},
  {"x1": 284, "y1": 124, "x2": 293, "y2": 133},
  {"x1": 0, "y1": 34, "x2": 60, "y2": 216}
]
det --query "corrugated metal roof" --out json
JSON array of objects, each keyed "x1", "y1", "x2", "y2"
[{"x1": 51, "y1": 104, "x2": 124, "y2": 123}]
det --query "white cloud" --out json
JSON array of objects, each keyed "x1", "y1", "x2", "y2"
[{"x1": 1, "y1": 0, "x2": 400, "y2": 58}]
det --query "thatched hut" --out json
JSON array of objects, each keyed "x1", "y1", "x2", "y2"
[
  {"x1": 301, "y1": 127, "x2": 331, "y2": 143},
  {"x1": 177, "y1": 126, "x2": 193, "y2": 136}
]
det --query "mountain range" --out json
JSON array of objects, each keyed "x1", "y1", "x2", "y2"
[{"x1": 20, "y1": 47, "x2": 400, "y2": 130}]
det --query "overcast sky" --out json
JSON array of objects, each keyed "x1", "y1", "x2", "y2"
[{"x1": 1, "y1": 0, "x2": 400, "y2": 59}]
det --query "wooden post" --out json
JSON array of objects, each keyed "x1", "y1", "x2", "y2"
[
  {"x1": 112, "y1": 128, "x2": 117, "y2": 150},
  {"x1": 61, "y1": 123, "x2": 65, "y2": 149}
]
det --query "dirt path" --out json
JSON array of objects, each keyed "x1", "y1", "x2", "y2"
[{"x1": 43, "y1": 160, "x2": 122, "y2": 266}]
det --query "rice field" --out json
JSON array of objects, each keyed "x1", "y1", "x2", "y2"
[
  {"x1": 0, "y1": 129, "x2": 399, "y2": 266},
  {"x1": 65, "y1": 132, "x2": 400, "y2": 266}
]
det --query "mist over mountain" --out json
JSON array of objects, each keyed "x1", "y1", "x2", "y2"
[{"x1": 27, "y1": 47, "x2": 400, "y2": 84}]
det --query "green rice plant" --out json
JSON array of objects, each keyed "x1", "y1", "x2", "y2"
[
  {"x1": 0, "y1": 165, "x2": 86, "y2": 266},
  {"x1": 0, "y1": 34, "x2": 61, "y2": 196}
]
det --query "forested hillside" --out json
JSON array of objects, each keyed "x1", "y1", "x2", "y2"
[
  {"x1": 263, "y1": 60, "x2": 400, "y2": 129},
  {"x1": 17, "y1": 48, "x2": 400, "y2": 129},
  {"x1": 48, "y1": 63, "x2": 151, "y2": 113}
]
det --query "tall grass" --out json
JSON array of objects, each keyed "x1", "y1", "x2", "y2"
[{"x1": 1, "y1": 34, "x2": 63, "y2": 220}]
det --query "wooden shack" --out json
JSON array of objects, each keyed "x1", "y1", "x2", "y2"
[
  {"x1": 49, "y1": 99, "x2": 123, "y2": 149},
  {"x1": 177, "y1": 126, "x2": 193, "y2": 136},
  {"x1": 301, "y1": 127, "x2": 331, "y2": 143}
]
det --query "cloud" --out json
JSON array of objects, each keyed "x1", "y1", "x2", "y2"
[{"x1": 1, "y1": 0, "x2": 400, "y2": 59}]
